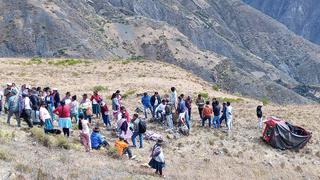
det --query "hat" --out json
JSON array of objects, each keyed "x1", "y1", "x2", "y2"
[
  {"x1": 6, "y1": 83, "x2": 12, "y2": 86},
  {"x1": 52, "y1": 88, "x2": 58, "y2": 91}
]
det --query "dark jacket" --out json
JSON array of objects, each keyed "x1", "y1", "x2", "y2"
[
  {"x1": 213, "y1": 104, "x2": 221, "y2": 116},
  {"x1": 150, "y1": 95, "x2": 161, "y2": 106},
  {"x1": 256, "y1": 106, "x2": 263, "y2": 118},
  {"x1": 54, "y1": 92, "x2": 60, "y2": 108}
]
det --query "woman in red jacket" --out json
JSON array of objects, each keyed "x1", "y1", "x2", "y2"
[{"x1": 53, "y1": 101, "x2": 72, "y2": 137}]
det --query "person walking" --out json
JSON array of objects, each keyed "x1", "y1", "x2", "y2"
[{"x1": 149, "y1": 139, "x2": 165, "y2": 177}]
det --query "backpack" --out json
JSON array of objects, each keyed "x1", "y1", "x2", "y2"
[{"x1": 138, "y1": 120, "x2": 147, "y2": 133}]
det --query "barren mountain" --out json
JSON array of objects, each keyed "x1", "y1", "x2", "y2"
[
  {"x1": 243, "y1": 0, "x2": 320, "y2": 45},
  {"x1": 1, "y1": 0, "x2": 320, "y2": 103}
]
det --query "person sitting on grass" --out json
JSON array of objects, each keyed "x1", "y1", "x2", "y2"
[
  {"x1": 115, "y1": 136, "x2": 135, "y2": 159},
  {"x1": 79, "y1": 114, "x2": 91, "y2": 152},
  {"x1": 149, "y1": 139, "x2": 165, "y2": 177},
  {"x1": 91, "y1": 127, "x2": 109, "y2": 150}
]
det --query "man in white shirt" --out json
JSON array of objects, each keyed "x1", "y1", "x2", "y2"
[
  {"x1": 155, "y1": 100, "x2": 167, "y2": 123},
  {"x1": 226, "y1": 102, "x2": 233, "y2": 131},
  {"x1": 169, "y1": 87, "x2": 177, "y2": 110}
]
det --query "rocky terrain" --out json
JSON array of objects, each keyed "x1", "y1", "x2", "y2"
[
  {"x1": 243, "y1": 0, "x2": 320, "y2": 45},
  {"x1": 1, "y1": 0, "x2": 320, "y2": 104},
  {"x1": 0, "y1": 59, "x2": 319, "y2": 180}
]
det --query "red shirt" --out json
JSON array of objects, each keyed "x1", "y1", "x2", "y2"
[
  {"x1": 90, "y1": 94, "x2": 102, "y2": 102},
  {"x1": 53, "y1": 105, "x2": 71, "y2": 118},
  {"x1": 101, "y1": 105, "x2": 109, "y2": 113}
]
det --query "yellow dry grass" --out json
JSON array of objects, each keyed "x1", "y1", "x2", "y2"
[{"x1": 0, "y1": 58, "x2": 319, "y2": 180}]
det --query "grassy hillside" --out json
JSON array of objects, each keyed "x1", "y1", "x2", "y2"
[{"x1": 0, "y1": 59, "x2": 319, "y2": 179}]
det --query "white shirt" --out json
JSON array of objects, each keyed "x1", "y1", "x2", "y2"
[
  {"x1": 155, "y1": 103, "x2": 166, "y2": 114},
  {"x1": 24, "y1": 97, "x2": 32, "y2": 110},
  {"x1": 226, "y1": 106, "x2": 233, "y2": 120},
  {"x1": 40, "y1": 107, "x2": 51, "y2": 120},
  {"x1": 81, "y1": 119, "x2": 90, "y2": 134},
  {"x1": 169, "y1": 91, "x2": 177, "y2": 104}
]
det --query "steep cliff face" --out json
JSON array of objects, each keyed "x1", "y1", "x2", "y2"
[
  {"x1": 0, "y1": 0, "x2": 319, "y2": 103},
  {"x1": 243, "y1": 0, "x2": 320, "y2": 45}
]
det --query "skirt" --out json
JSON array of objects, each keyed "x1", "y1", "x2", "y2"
[
  {"x1": 58, "y1": 117, "x2": 72, "y2": 128},
  {"x1": 148, "y1": 158, "x2": 165, "y2": 170},
  {"x1": 44, "y1": 118, "x2": 54, "y2": 130},
  {"x1": 92, "y1": 104, "x2": 100, "y2": 114}
]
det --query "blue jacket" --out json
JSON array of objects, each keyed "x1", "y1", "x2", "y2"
[
  {"x1": 91, "y1": 132, "x2": 104, "y2": 148},
  {"x1": 141, "y1": 95, "x2": 151, "y2": 107},
  {"x1": 177, "y1": 100, "x2": 186, "y2": 114}
]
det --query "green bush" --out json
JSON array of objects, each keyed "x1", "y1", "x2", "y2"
[
  {"x1": 0, "y1": 149, "x2": 12, "y2": 161},
  {"x1": 15, "y1": 163, "x2": 32, "y2": 173},
  {"x1": 48, "y1": 59, "x2": 90, "y2": 66},
  {"x1": 261, "y1": 97, "x2": 270, "y2": 105},
  {"x1": 198, "y1": 92, "x2": 209, "y2": 99},
  {"x1": 122, "y1": 90, "x2": 136, "y2": 99},
  {"x1": 92, "y1": 85, "x2": 108, "y2": 92},
  {"x1": 217, "y1": 97, "x2": 244, "y2": 103},
  {"x1": 107, "y1": 146, "x2": 120, "y2": 159},
  {"x1": 212, "y1": 84, "x2": 219, "y2": 91},
  {"x1": 55, "y1": 136, "x2": 70, "y2": 150},
  {"x1": 30, "y1": 128, "x2": 53, "y2": 148}
]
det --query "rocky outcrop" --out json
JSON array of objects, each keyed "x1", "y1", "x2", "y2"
[{"x1": 243, "y1": 0, "x2": 320, "y2": 45}]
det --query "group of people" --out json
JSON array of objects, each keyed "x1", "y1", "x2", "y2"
[
  {"x1": 196, "y1": 95, "x2": 233, "y2": 131},
  {"x1": 0, "y1": 83, "x2": 166, "y2": 177}
]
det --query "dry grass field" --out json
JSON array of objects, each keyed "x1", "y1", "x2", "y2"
[{"x1": 0, "y1": 58, "x2": 319, "y2": 180}]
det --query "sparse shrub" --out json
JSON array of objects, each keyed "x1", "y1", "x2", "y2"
[
  {"x1": 127, "y1": 55, "x2": 144, "y2": 61},
  {"x1": 122, "y1": 90, "x2": 136, "y2": 99},
  {"x1": 217, "y1": 97, "x2": 244, "y2": 103},
  {"x1": 71, "y1": 72, "x2": 80, "y2": 77},
  {"x1": 15, "y1": 163, "x2": 32, "y2": 173},
  {"x1": 107, "y1": 146, "x2": 120, "y2": 159},
  {"x1": 261, "y1": 97, "x2": 270, "y2": 105},
  {"x1": 208, "y1": 139, "x2": 215, "y2": 146},
  {"x1": 0, "y1": 149, "x2": 12, "y2": 161},
  {"x1": 24, "y1": 57, "x2": 43, "y2": 65},
  {"x1": 37, "y1": 168, "x2": 49, "y2": 180},
  {"x1": 30, "y1": 128, "x2": 53, "y2": 148},
  {"x1": 92, "y1": 85, "x2": 108, "y2": 92},
  {"x1": 212, "y1": 84, "x2": 219, "y2": 91},
  {"x1": 55, "y1": 136, "x2": 70, "y2": 149},
  {"x1": 198, "y1": 92, "x2": 209, "y2": 99},
  {"x1": 48, "y1": 59, "x2": 90, "y2": 66},
  {"x1": 122, "y1": 60, "x2": 130, "y2": 65}
]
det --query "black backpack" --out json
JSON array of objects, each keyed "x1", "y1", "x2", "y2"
[{"x1": 138, "y1": 120, "x2": 147, "y2": 133}]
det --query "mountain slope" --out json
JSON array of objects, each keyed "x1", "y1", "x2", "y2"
[
  {"x1": 243, "y1": 0, "x2": 320, "y2": 45},
  {"x1": 0, "y1": 0, "x2": 319, "y2": 103},
  {"x1": 0, "y1": 59, "x2": 319, "y2": 179}
]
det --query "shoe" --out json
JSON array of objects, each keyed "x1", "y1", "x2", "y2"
[
  {"x1": 139, "y1": 146, "x2": 143, "y2": 149},
  {"x1": 130, "y1": 155, "x2": 136, "y2": 160}
]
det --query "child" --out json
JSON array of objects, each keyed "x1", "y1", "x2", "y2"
[
  {"x1": 256, "y1": 105, "x2": 263, "y2": 129},
  {"x1": 149, "y1": 139, "x2": 165, "y2": 177},
  {"x1": 79, "y1": 114, "x2": 91, "y2": 152},
  {"x1": 90, "y1": 127, "x2": 109, "y2": 150},
  {"x1": 115, "y1": 136, "x2": 135, "y2": 159},
  {"x1": 100, "y1": 102, "x2": 111, "y2": 128}
]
